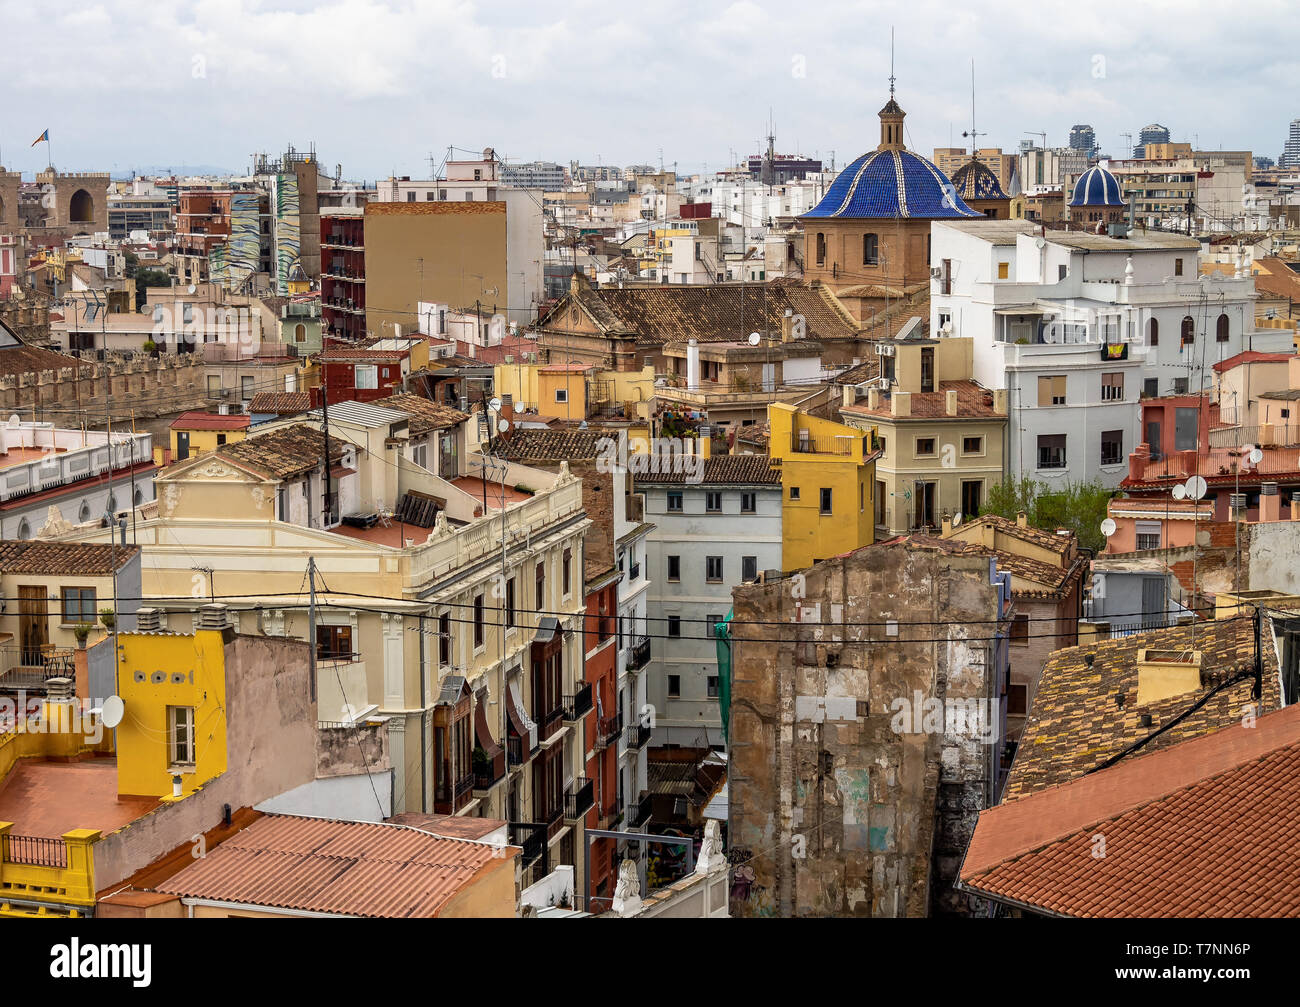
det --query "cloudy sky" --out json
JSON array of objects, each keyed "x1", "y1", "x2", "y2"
[{"x1": 4, "y1": 0, "x2": 1298, "y2": 181}]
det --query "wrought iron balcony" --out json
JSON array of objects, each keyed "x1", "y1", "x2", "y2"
[
  {"x1": 508, "y1": 822, "x2": 547, "y2": 870},
  {"x1": 564, "y1": 777, "x2": 595, "y2": 822},
  {"x1": 473, "y1": 753, "x2": 505, "y2": 792},
  {"x1": 539, "y1": 705, "x2": 565, "y2": 743},
  {"x1": 625, "y1": 722, "x2": 651, "y2": 751},
  {"x1": 628, "y1": 635, "x2": 651, "y2": 671},
  {"x1": 563, "y1": 682, "x2": 593, "y2": 722},
  {"x1": 626, "y1": 792, "x2": 653, "y2": 829},
  {"x1": 597, "y1": 711, "x2": 623, "y2": 749}
]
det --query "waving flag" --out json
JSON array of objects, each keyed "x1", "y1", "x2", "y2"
[{"x1": 31, "y1": 129, "x2": 49, "y2": 146}]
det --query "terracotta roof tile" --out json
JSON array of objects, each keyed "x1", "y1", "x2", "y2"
[
  {"x1": 217, "y1": 423, "x2": 346, "y2": 481},
  {"x1": 633, "y1": 453, "x2": 781, "y2": 486},
  {"x1": 0, "y1": 540, "x2": 139, "y2": 576},
  {"x1": 495, "y1": 428, "x2": 611, "y2": 462},
  {"x1": 169, "y1": 411, "x2": 251, "y2": 431},
  {"x1": 962, "y1": 704, "x2": 1300, "y2": 917},
  {"x1": 370, "y1": 393, "x2": 469, "y2": 435},
  {"x1": 960, "y1": 513, "x2": 1076, "y2": 555},
  {"x1": 538, "y1": 279, "x2": 861, "y2": 346},
  {"x1": 155, "y1": 813, "x2": 515, "y2": 917},
  {"x1": 249, "y1": 391, "x2": 312, "y2": 415},
  {"x1": 1005, "y1": 616, "x2": 1282, "y2": 802}
]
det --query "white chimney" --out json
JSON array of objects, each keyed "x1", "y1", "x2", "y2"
[{"x1": 687, "y1": 338, "x2": 700, "y2": 391}]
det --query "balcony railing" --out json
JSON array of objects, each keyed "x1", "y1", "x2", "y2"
[
  {"x1": 565, "y1": 777, "x2": 595, "y2": 822},
  {"x1": 563, "y1": 682, "x2": 593, "y2": 721},
  {"x1": 598, "y1": 711, "x2": 623, "y2": 749},
  {"x1": 626, "y1": 792, "x2": 653, "y2": 829},
  {"x1": 625, "y1": 722, "x2": 651, "y2": 751},
  {"x1": 790, "y1": 432, "x2": 858, "y2": 456},
  {"x1": 628, "y1": 635, "x2": 651, "y2": 671},
  {"x1": 507, "y1": 733, "x2": 528, "y2": 767},
  {"x1": 0, "y1": 646, "x2": 75, "y2": 691},
  {"x1": 2, "y1": 833, "x2": 68, "y2": 868},
  {"x1": 538, "y1": 705, "x2": 565, "y2": 743},
  {"x1": 508, "y1": 822, "x2": 547, "y2": 870}
]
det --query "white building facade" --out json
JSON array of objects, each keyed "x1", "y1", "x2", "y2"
[{"x1": 930, "y1": 219, "x2": 1293, "y2": 488}]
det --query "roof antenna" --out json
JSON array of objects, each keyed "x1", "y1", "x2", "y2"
[
  {"x1": 961, "y1": 60, "x2": 984, "y2": 156},
  {"x1": 888, "y1": 27, "x2": 896, "y2": 98}
]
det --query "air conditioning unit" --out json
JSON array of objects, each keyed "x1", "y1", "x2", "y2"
[
  {"x1": 874, "y1": 342, "x2": 895, "y2": 357},
  {"x1": 218, "y1": 388, "x2": 230, "y2": 398},
  {"x1": 930, "y1": 266, "x2": 943, "y2": 278},
  {"x1": 873, "y1": 375, "x2": 892, "y2": 390}
]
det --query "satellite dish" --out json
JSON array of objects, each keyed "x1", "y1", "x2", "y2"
[
  {"x1": 1035, "y1": 236, "x2": 1046, "y2": 249},
  {"x1": 187, "y1": 284, "x2": 197, "y2": 295},
  {"x1": 101, "y1": 695, "x2": 125, "y2": 729},
  {"x1": 1185, "y1": 475, "x2": 1208, "y2": 500},
  {"x1": 497, "y1": 418, "x2": 510, "y2": 432},
  {"x1": 1248, "y1": 448, "x2": 1264, "y2": 465},
  {"x1": 748, "y1": 332, "x2": 761, "y2": 346},
  {"x1": 488, "y1": 397, "x2": 502, "y2": 412},
  {"x1": 1172, "y1": 484, "x2": 1187, "y2": 500},
  {"x1": 952, "y1": 512, "x2": 963, "y2": 527},
  {"x1": 1100, "y1": 517, "x2": 1117, "y2": 538}
]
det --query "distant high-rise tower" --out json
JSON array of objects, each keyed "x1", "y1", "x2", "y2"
[
  {"x1": 1280, "y1": 119, "x2": 1300, "y2": 168},
  {"x1": 1134, "y1": 123, "x2": 1170, "y2": 157},
  {"x1": 1068, "y1": 124, "x2": 1098, "y2": 158}
]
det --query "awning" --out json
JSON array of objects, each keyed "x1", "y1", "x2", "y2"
[
  {"x1": 507, "y1": 679, "x2": 537, "y2": 749},
  {"x1": 533, "y1": 616, "x2": 560, "y2": 645},
  {"x1": 474, "y1": 698, "x2": 503, "y2": 759},
  {"x1": 330, "y1": 465, "x2": 357, "y2": 478},
  {"x1": 993, "y1": 306, "x2": 1048, "y2": 316}
]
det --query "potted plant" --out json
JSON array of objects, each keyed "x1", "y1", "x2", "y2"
[
  {"x1": 99, "y1": 607, "x2": 116, "y2": 630},
  {"x1": 472, "y1": 744, "x2": 489, "y2": 782},
  {"x1": 73, "y1": 623, "x2": 93, "y2": 648},
  {"x1": 143, "y1": 338, "x2": 158, "y2": 355}
]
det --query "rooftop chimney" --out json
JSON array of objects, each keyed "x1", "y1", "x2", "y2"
[
  {"x1": 135, "y1": 607, "x2": 161, "y2": 632},
  {"x1": 891, "y1": 391, "x2": 911, "y2": 418},
  {"x1": 686, "y1": 338, "x2": 700, "y2": 391},
  {"x1": 1292, "y1": 491, "x2": 1300, "y2": 521},
  {"x1": 945, "y1": 389, "x2": 958, "y2": 417},
  {"x1": 867, "y1": 388, "x2": 881, "y2": 410},
  {"x1": 198, "y1": 603, "x2": 230, "y2": 631},
  {"x1": 842, "y1": 384, "x2": 855, "y2": 408},
  {"x1": 1260, "y1": 482, "x2": 1281, "y2": 522},
  {"x1": 1016, "y1": 511, "x2": 1028, "y2": 528}
]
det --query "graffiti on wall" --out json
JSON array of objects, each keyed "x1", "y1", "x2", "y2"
[
  {"x1": 227, "y1": 191, "x2": 260, "y2": 290},
  {"x1": 273, "y1": 173, "x2": 301, "y2": 295}
]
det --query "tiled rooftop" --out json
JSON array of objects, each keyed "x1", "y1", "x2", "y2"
[
  {"x1": 495, "y1": 428, "x2": 612, "y2": 463},
  {"x1": 169, "y1": 411, "x2": 251, "y2": 431},
  {"x1": 154, "y1": 813, "x2": 515, "y2": 917},
  {"x1": 842, "y1": 380, "x2": 1004, "y2": 420},
  {"x1": 962, "y1": 704, "x2": 1300, "y2": 917},
  {"x1": 370, "y1": 393, "x2": 469, "y2": 435},
  {"x1": 633, "y1": 453, "x2": 780, "y2": 486},
  {"x1": 1005, "y1": 616, "x2": 1282, "y2": 801},
  {"x1": 248, "y1": 391, "x2": 312, "y2": 415},
  {"x1": 0, "y1": 540, "x2": 140, "y2": 576},
  {"x1": 217, "y1": 423, "x2": 347, "y2": 481}
]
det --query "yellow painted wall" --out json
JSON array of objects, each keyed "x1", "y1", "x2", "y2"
[
  {"x1": 169, "y1": 426, "x2": 247, "y2": 459},
  {"x1": 115, "y1": 628, "x2": 228, "y2": 799},
  {"x1": 538, "y1": 370, "x2": 588, "y2": 417},
  {"x1": 769, "y1": 403, "x2": 876, "y2": 571}
]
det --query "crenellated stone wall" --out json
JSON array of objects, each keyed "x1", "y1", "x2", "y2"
[{"x1": 0, "y1": 351, "x2": 205, "y2": 422}]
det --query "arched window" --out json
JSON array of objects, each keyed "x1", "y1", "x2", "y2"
[
  {"x1": 815, "y1": 232, "x2": 826, "y2": 266},
  {"x1": 1147, "y1": 317, "x2": 1159, "y2": 346},
  {"x1": 134, "y1": 487, "x2": 145, "y2": 506},
  {"x1": 78, "y1": 501, "x2": 91, "y2": 523},
  {"x1": 1216, "y1": 313, "x2": 1229, "y2": 343},
  {"x1": 1181, "y1": 316, "x2": 1195, "y2": 345},
  {"x1": 863, "y1": 233, "x2": 879, "y2": 266},
  {"x1": 295, "y1": 323, "x2": 307, "y2": 343},
  {"x1": 17, "y1": 518, "x2": 30, "y2": 540}
]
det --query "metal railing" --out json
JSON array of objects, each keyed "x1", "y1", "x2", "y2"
[
  {"x1": 508, "y1": 822, "x2": 546, "y2": 869},
  {"x1": 563, "y1": 682, "x2": 593, "y2": 721},
  {"x1": 565, "y1": 777, "x2": 595, "y2": 821},
  {"x1": 625, "y1": 722, "x2": 651, "y2": 751},
  {"x1": 790, "y1": 432, "x2": 858, "y2": 456},
  {"x1": 2, "y1": 833, "x2": 68, "y2": 868},
  {"x1": 628, "y1": 635, "x2": 651, "y2": 671},
  {"x1": 626, "y1": 792, "x2": 653, "y2": 829},
  {"x1": 597, "y1": 711, "x2": 623, "y2": 749}
]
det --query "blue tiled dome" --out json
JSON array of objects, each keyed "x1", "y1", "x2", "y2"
[
  {"x1": 803, "y1": 148, "x2": 981, "y2": 219},
  {"x1": 950, "y1": 158, "x2": 1008, "y2": 201},
  {"x1": 1069, "y1": 164, "x2": 1125, "y2": 207}
]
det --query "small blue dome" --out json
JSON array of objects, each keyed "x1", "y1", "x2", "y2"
[
  {"x1": 803, "y1": 148, "x2": 981, "y2": 219},
  {"x1": 951, "y1": 158, "x2": 1008, "y2": 201},
  {"x1": 1069, "y1": 164, "x2": 1126, "y2": 207}
]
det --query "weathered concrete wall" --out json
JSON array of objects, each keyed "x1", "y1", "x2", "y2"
[
  {"x1": 0, "y1": 352, "x2": 205, "y2": 424},
  {"x1": 1247, "y1": 521, "x2": 1300, "y2": 596},
  {"x1": 728, "y1": 541, "x2": 1004, "y2": 917}
]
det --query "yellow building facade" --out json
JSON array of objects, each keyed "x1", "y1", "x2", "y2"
[{"x1": 768, "y1": 403, "x2": 877, "y2": 571}]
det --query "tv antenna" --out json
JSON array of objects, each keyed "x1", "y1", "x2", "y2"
[{"x1": 961, "y1": 61, "x2": 984, "y2": 155}]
